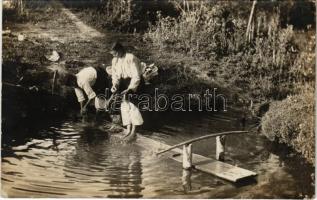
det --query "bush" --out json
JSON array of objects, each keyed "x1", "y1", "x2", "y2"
[
  {"x1": 261, "y1": 89, "x2": 315, "y2": 165},
  {"x1": 145, "y1": 3, "x2": 245, "y2": 58}
]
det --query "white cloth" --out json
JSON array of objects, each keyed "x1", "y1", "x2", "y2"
[
  {"x1": 95, "y1": 96, "x2": 107, "y2": 110},
  {"x1": 111, "y1": 53, "x2": 142, "y2": 92},
  {"x1": 74, "y1": 67, "x2": 97, "y2": 102},
  {"x1": 121, "y1": 100, "x2": 144, "y2": 126}
]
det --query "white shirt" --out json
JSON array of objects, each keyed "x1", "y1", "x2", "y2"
[
  {"x1": 111, "y1": 53, "x2": 142, "y2": 91},
  {"x1": 74, "y1": 67, "x2": 97, "y2": 102}
]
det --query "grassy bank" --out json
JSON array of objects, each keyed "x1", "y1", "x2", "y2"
[
  {"x1": 145, "y1": 1, "x2": 315, "y2": 103},
  {"x1": 3, "y1": 1, "x2": 315, "y2": 164},
  {"x1": 75, "y1": 0, "x2": 315, "y2": 105},
  {"x1": 144, "y1": 1, "x2": 315, "y2": 164}
]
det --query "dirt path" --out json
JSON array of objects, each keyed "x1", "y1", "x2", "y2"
[
  {"x1": 6, "y1": 5, "x2": 112, "y2": 72},
  {"x1": 15, "y1": 6, "x2": 103, "y2": 43},
  {"x1": 61, "y1": 8, "x2": 103, "y2": 39}
]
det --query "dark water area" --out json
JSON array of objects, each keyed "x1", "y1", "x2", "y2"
[{"x1": 1, "y1": 110, "x2": 314, "y2": 198}]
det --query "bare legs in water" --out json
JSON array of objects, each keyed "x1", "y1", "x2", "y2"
[{"x1": 121, "y1": 124, "x2": 137, "y2": 142}]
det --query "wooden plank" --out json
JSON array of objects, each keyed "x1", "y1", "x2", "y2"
[
  {"x1": 183, "y1": 153, "x2": 256, "y2": 182},
  {"x1": 111, "y1": 132, "x2": 257, "y2": 182}
]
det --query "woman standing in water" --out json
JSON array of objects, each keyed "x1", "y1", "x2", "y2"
[{"x1": 109, "y1": 42, "x2": 144, "y2": 142}]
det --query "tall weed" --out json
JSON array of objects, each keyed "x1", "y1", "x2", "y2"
[{"x1": 144, "y1": 2, "x2": 315, "y2": 104}]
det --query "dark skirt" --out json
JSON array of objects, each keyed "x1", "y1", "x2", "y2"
[
  {"x1": 118, "y1": 77, "x2": 145, "y2": 105},
  {"x1": 92, "y1": 67, "x2": 112, "y2": 97}
]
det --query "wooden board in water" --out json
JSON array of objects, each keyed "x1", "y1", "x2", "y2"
[{"x1": 112, "y1": 132, "x2": 257, "y2": 182}]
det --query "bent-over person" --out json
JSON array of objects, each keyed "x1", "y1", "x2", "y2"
[{"x1": 64, "y1": 66, "x2": 111, "y2": 115}]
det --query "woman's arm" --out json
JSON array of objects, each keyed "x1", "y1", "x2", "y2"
[
  {"x1": 74, "y1": 87, "x2": 86, "y2": 102},
  {"x1": 74, "y1": 87, "x2": 88, "y2": 115},
  {"x1": 79, "y1": 82, "x2": 96, "y2": 114},
  {"x1": 111, "y1": 58, "x2": 120, "y2": 92},
  {"x1": 79, "y1": 101, "x2": 85, "y2": 114},
  {"x1": 82, "y1": 98, "x2": 93, "y2": 113},
  {"x1": 127, "y1": 55, "x2": 141, "y2": 92}
]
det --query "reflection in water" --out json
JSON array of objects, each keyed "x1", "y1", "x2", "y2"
[
  {"x1": 64, "y1": 124, "x2": 143, "y2": 198},
  {"x1": 182, "y1": 169, "x2": 192, "y2": 193},
  {"x1": 107, "y1": 148, "x2": 143, "y2": 198}
]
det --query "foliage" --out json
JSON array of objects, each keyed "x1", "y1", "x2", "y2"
[
  {"x1": 77, "y1": 0, "x2": 178, "y2": 32},
  {"x1": 144, "y1": 1, "x2": 315, "y2": 104},
  {"x1": 144, "y1": 1, "x2": 315, "y2": 164},
  {"x1": 261, "y1": 88, "x2": 315, "y2": 165},
  {"x1": 145, "y1": 3, "x2": 243, "y2": 58},
  {"x1": 83, "y1": 0, "x2": 135, "y2": 31}
]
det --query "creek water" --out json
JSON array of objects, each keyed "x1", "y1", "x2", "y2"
[{"x1": 1, "y1": 111, "x2": 314, "y2": 198}]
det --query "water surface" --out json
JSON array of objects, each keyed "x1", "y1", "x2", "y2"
[{"x1": 2, "y1": 111, "x2": 314, "y2": 198}]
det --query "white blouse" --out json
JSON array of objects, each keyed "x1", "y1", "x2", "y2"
[
  {"x1": 74, "y1": 67, "x2": 97, "y2": 102},
  {"x1": 111, "y1": 53, "x2": 142, "y2": 91}
]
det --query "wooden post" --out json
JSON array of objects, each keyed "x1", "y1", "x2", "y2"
[
  {"x1": 182, "y1": 169, "x2": 192, "y2": 192},
  {"x1": 216, "y1": 136, "x2": 226, "y2": 161},
  {"x1": 246, "y1": 0, "x2": 257, "y2": 41},
  {"x1": 183, "y1": 144, "x2": 192, "y2": 169}
]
